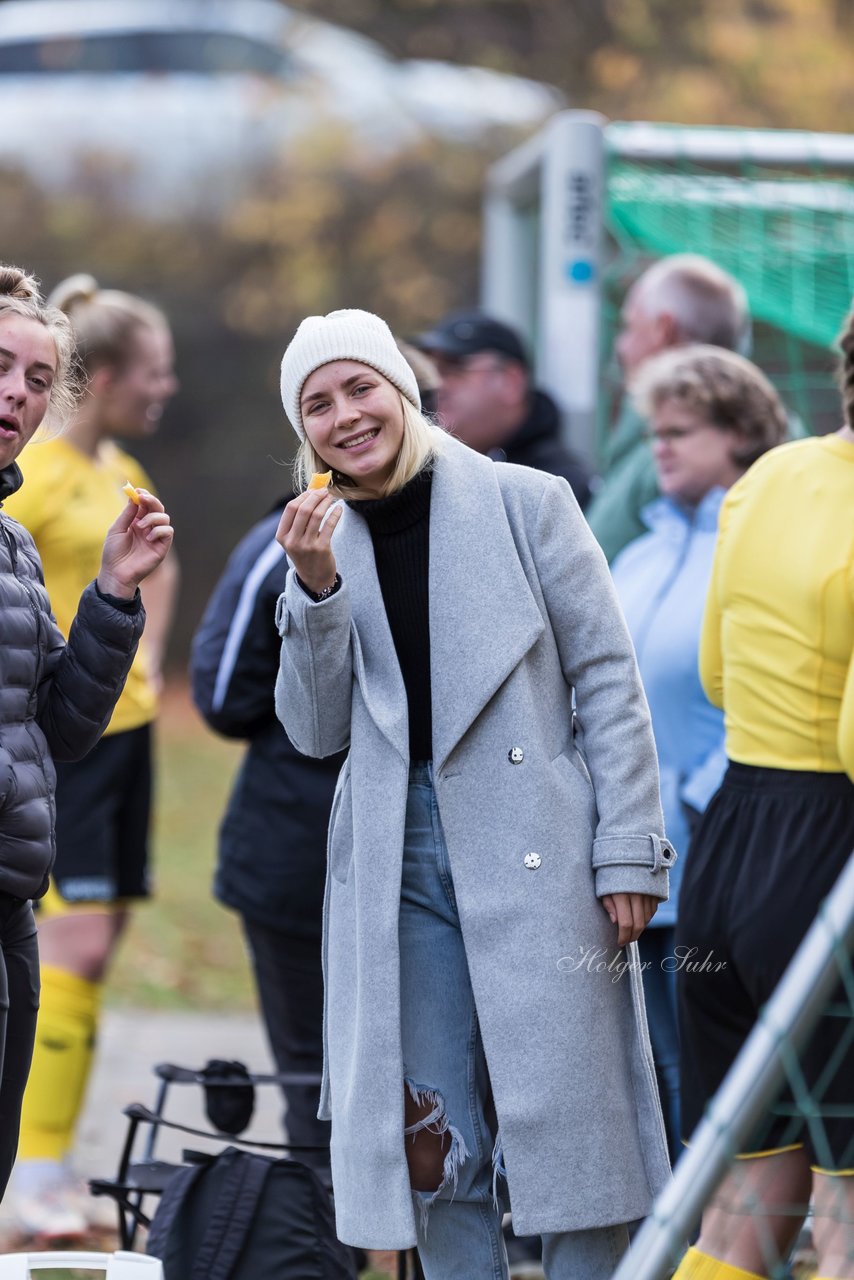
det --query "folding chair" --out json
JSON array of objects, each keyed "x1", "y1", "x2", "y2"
[
  {"x1": 88, "y1": 1061, "x2": 322, "y2": 1251},
  {"x1": 87, "y1": 1060, "x2": 424, "y2": 1280}
]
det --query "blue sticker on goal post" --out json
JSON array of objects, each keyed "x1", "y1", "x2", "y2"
[{"x1": 566, "y1": 259, "x2": 595, "y2": 283}]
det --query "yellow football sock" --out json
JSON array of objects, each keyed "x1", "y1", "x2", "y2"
[
  {"x1": 18, "y1": 966, "x2": 100, "y2": 1162},
  {"x1": 671, "y1": 1247, "x2": 766, "y2": 1279}
]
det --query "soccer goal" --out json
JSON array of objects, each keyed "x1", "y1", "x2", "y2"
[{"x1": 482, "y1": 112, "x2": 854, "y2": 465}]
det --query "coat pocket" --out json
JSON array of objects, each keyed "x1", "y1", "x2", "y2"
[
  {"x1": 327, "y1": 757, "x2": 354, "y2": 885},
  {"x1": 551, "y1": 748, "x2": 598, "y2": 838}
]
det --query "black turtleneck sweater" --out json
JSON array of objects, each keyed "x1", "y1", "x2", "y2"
[{"x1": 352, "y1": 468, "x2": 432, "y2": 761}]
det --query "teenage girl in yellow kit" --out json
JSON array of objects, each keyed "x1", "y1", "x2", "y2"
[
  {"x1": 672, "y1": 306, "x2": 854, "y2": 1280},
  {"x1": 5, "y1": 275, "x2": 179, "y2": 1239}
]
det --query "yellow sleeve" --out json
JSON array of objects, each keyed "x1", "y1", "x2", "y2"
[
  {"x1": 699, "y1": 495, "x2": 728, "y2": 709},
  {"x1": 838, "y1": 557, "x2": 854, "y2": 782},
  {"x1": 838, "y1": 652, "x2": 854, "y2": 783}
]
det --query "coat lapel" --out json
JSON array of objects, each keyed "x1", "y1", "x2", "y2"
[
  {"x1": 333, "y1": 505, "x2": 409, "y2": 761},
  {"x1": 429, "y1": 437, "x2": 545, "y2": 772},
  {"x1": 333, "y1": 436, "x2": 545, "y2": 769}
]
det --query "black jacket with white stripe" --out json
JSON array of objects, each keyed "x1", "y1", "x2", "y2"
[{"x1": 190, "y1": 500, "x2": 344, "y2": 938}]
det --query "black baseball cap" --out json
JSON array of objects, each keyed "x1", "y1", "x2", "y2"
[{"x1": 413, "y1": 309, "x2": 529, "y2": 367}]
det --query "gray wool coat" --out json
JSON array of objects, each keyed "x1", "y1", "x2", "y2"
[{"x1": 275, "y1": 433, "x2": 674, "y2": 1249}]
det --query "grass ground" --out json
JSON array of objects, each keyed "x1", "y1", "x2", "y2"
[{"x1": 107, "y1": 680, "x2": 253, "y2": 1011}]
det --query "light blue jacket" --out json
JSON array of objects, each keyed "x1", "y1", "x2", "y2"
[{"x1": 611, "y1": 487, "x2": 728, "y2": 927}]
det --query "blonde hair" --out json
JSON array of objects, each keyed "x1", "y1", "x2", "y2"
[
  {"x1": 632, "y1": 344, "x2": 787, "y2": 467},
  {"x1": 293, "y1": 394, "x2": 444, "y2": 500},
  {"x1": 48, "y1": 273, "x2": 169, "y2": 376},
  {"x1": 0, "y1": 264, "x2": 83, "y2": 439},
  {"x1": 396, "y1": 339, "x2": 440, "y2": 396}
]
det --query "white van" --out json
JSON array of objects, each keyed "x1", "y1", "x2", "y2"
[{"x1": 0, "y1": 0, "x2": 561, "y2": 213}]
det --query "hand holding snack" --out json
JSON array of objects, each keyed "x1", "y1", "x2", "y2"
[
  {"x1": 97, "y1": 488, "x2": 175, "y2": 599},
  {"x1": 277, "y1": 483, "x2": 342, "y2": 595},
  {"x1": 307, "y1": 470, "x2": 332, "y2": 491},
  {"x1": 122, "y1": 481, "x2": 142, "y2": 506}
]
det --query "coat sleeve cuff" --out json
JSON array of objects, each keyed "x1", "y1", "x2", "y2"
[
  {"x1": 276, "y1": 570, "x2": 350, "y2": 639},
  {"x1": 592, "y1": 833, "x2": 677, "y2": 901}
]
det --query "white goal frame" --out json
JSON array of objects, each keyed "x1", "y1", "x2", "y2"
[{"x1": 482, "y1": 113, "x2": 854, "y2": 465}]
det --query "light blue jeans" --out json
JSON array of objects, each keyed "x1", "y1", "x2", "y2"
[{"x1": 399, "y1": 764, "x2": 631, "y2": 1280}]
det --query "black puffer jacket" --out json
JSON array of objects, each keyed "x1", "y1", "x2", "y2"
[{"x1": 0, "y1": 462, "x2": 145, "y2": 900}]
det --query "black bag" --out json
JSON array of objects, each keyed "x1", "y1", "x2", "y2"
[
  {"x1": 146, "y1": 1145, "x2": 355, "y2": 1280},
  {"x1": 199, "y1": 1059, "x2": 255, "y2": 1135}
]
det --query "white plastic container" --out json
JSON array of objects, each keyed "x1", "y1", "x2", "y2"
[{"x1": 0, "y1": 1252, "x2": 163, "y2": 1278}]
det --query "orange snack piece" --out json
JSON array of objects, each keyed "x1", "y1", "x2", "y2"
[
  {"x1": 122, "y1": 481, "x2": 142, "y2": 506},
  {"x1": 307, "y1": 470, "x2": 332, "y2": 491}
]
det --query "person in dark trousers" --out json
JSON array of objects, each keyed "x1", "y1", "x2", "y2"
[
  {"x1": 0, "y1": 263, "x2": 173, "y2": 1204},
  {"x1": 190, "y1": 501, "x2": 345, "y2": 1181},
  {"x1": 8, "y1": 273, "x2": 180, "y2": 1240},
  {"x1": 413, "y1": 309, "x2": 593, "y2": 508},
  {"x1": 670, "y1": 306, "x2": 854, "y2": 1280}
]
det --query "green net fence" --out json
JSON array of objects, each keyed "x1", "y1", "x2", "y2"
[
  {"x1": 597, "y1": 125, "x2": 854, "y2": 456},
  {"x1": 611, "y1": 857, "x2": 854, "y2": 1280},
  {"x1": 662, "y1": 944, "x2": 854, "y2": 1280},
  {"x1": 739, "y1": 938, "x2": 854, "y2": 1279}
]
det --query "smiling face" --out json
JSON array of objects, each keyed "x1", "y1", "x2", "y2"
[
  {"x1": 0, "y1": 314, "x2": 57, "y2": 470},
  {"x1": 300, "y1": 360, "x2": 405, "y2": 497},
  {"x1": 95, "y1": 323, "x2": 178, "y2": 439},
  {"x1": 650, "y1": 397, "x2": 746, "y2": 505}
]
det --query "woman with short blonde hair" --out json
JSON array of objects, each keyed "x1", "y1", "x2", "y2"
[{"x1": 274, "y1": 307, "x2": 676, "y2": 1278}]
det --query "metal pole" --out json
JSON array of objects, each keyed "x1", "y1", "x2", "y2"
[
  {"x1": 611, "y1": 852, "x2": 854, "y2": 1280},
  {"x1": 481, "y1": 187, "x2": 537, "y2": 333},
  {"x1": 537, "y1": 110, "x2": 607, "y2": 465},
  {"x1": 607, "y1": 122, "x2": 854, "y2": 170}
]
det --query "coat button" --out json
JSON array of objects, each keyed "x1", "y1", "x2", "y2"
[
  {"x1": 508, "y1": 746, "x2": 524, "y2": 764},
  {"x1": 523, "y1": 852, "x2": 541, "y2": 870}
]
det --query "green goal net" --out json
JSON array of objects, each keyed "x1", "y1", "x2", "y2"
[
  {"x1": 599, "y1": 123, "x2": 854, "y2": 450},
  {"x1": 483, "y1": 115, "x2": 854, "y2": 461}
]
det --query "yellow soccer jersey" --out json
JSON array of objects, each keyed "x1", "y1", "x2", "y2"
[
  {"x1": 700, "y1": 435, "x2": 854, "y2": 779},
  {"x1": 6, "y1": 437, "x2": 158, "y2": 734}
]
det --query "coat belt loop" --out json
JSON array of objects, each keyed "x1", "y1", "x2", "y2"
[{"x1": 650, "y1": 833, "x2": 676, "y2": 871}]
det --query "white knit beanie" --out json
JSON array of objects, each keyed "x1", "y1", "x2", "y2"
[{"x1": 280, "y1": 308, "x2": 421, "y2": 439}]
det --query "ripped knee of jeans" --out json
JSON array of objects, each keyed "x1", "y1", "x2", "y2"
[{"x1": 404, "y1": 1077, "x2": 469, "y2": 1228}]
